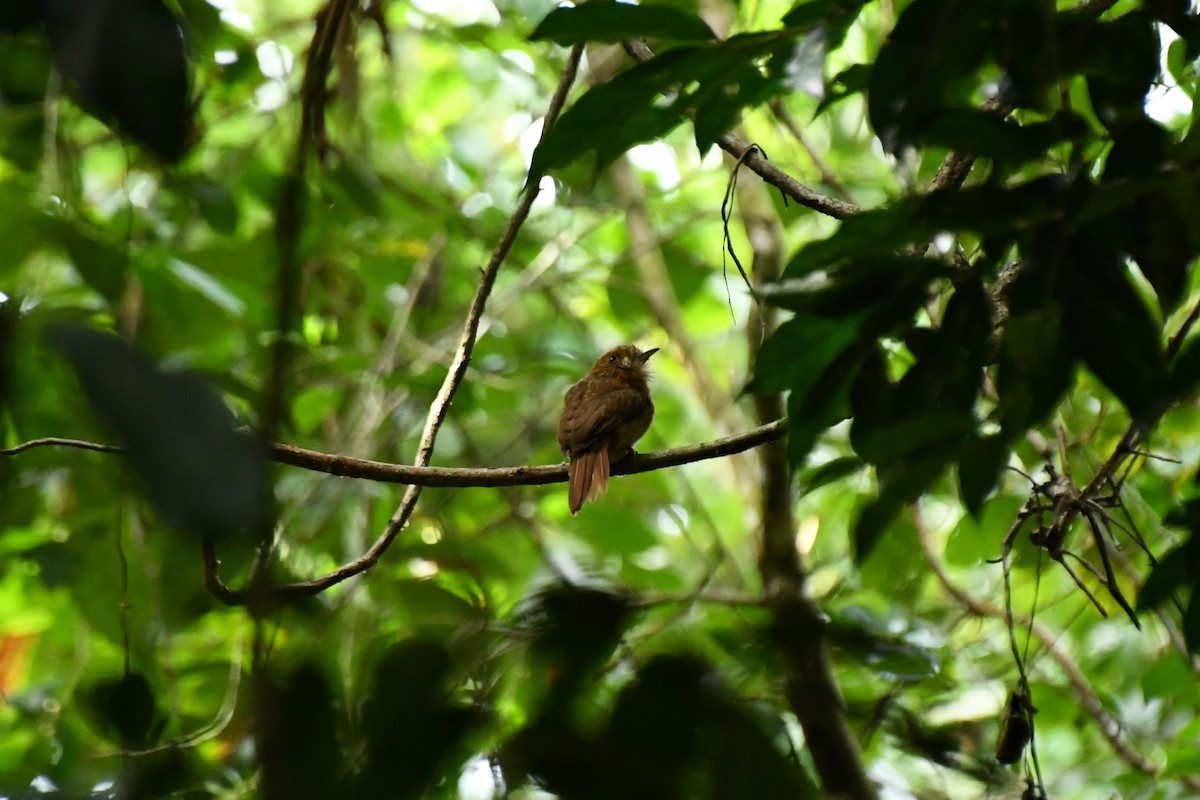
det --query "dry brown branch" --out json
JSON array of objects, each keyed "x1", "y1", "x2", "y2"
[
  {"x1": 266, "y1": 44, "x2": 587, "y2": 600},
  {"x1": 619, "y1": 38, "x2": 861, "y2": 221},
  {"x1": 739, "y1": 159, "x2": 877, "y2": 798},
  {"x1": 2, "y1": 420, "x2": 786, "y2": 486}
]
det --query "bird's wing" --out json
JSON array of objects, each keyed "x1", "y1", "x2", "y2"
[{"x1": 558, "y1": 380, "x2": 651, "y2": 454}]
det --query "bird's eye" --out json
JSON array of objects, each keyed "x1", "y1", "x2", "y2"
[{"x1": 608, "y1": 354, "x2": 617, "y2": 362}]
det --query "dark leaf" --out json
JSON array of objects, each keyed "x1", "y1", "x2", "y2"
[
  {"x1": 1060, "y1": 11, "x2": 1158, "y2": 132},
  {"x1": 992, "y1": 0, "x2": 1057, "y2": 110},
  {"x1": 798, "y1": 455, "x2": 865, "y2": 492},
  {"x1": 597, "y1": 656, "x2": 708, "y2": 798},
  {"x1": 58, "y1": 221, "x2": 128, "y2": 306},
  {"x1": 1137, "y1": 536, "x2": 1199, "y2": 611},
  {"x1": 530, "y1": 3, "x2": 716, "y2": 44},
  {"x1": 357, "y1": 639, "x2": 483, "y2": 799},
  {"x1": 827, "y1": 606, "x2": 941, "y2": 681},
  {"x1": 747, "y1": 311, "x2": 868, "y2": 396},
  {"x1": 919, "y1": 109, "x2": 1090, "y2": 164},
  {"x1": 82, "y1": 672, "x2": 164, "y2": 749},
  {"x1": 1186, "y1": 594, "x2": 1200, "y2": 654},
  {"x1": 703, "y1": 691, "x2": 820, "y2": 799},
  {"x1": 693, "y1": 63, "x2": 772, "y2": 152},
  {"x1": 47, "y1": 325, "x2": 270, "y2": 540},
  {"x1": 816, "y1": 62, "x2": 870, "y2": 115},
  {"x1": 782, "y1": 0, "x2": 869, "y2": 52},
  {"x1": 957, "y1": 433, "x2": 1010, "y2": 518},
  {"x1": 853, "y1": 411, "x2": 974, "y2": 467},
  {"x1": 531, "y1": 33, "x2": 794, "y2": 176},
  {"x1": 994, "y1": 253, "x2": 1077, "y2": 438},
  {"x1": 0, "y1": 3, "x2": 43, "y2": 32},
  {"x1": 183, "y1": 175, "x2": 240, "y2": 233},
  {"x1": 519, "y1": 583, "x2": 631, "y2": 705},
  {"x1": 1125, "y1": 185, "x2": 1198, "y2": 314},
  {"x1": 867, "y1": 0, "x2": 992, "y2": 152},
  {"x1": 769, "y1": 256, "x2": 948, "y2": 317},
  {"x1": 44, "y1": 0, "x2": 193, "y2": 160},
  {"x1": 1170, "y1": 335, "x2": 1200, "y2": 400},
  {"x1": 786, "y1": 367, "x2": 853, "y2": 467},
  {"x1": 854, "y1": 457, "x2": 944, "y2": 561},
  {"x1": 1055, "y1": 235, "x2": 1170, "y2": 421},
  {"x1": 780, "y1": 178, "x2": 1069, "y2": 279},
  {"x1": 259, "y1": 663, "x2": 340, "y2": 800}
]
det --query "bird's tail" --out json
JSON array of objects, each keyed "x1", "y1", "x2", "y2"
[{"x1": 568, "y1": 448, "x2": 610, "y2": 515}]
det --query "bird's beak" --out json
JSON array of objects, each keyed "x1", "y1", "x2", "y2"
[{"x1": 637, "y1": 348, "x2": 659, "y2": 362}]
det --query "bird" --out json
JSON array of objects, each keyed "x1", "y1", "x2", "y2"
[{"x1": 557, "y1": 345, "x2": 658, "y2": 515}]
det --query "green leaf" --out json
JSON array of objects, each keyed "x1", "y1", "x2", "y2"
[
  {"x1": 1054, "y1": 235, "x2": 1170, "y2": 421},
  {"x1": 57, "y1": 220, "x2": 128, "y2": 306},
  {"x1": 747, "y1": 311, "x2": 868, "y2": 396},
  {"x1": 530, "y1": 3, "x2": 716, "y2": 44},
  {"x1": 995, "y1": 302, "x2": 1075, "y2": 439},
  {"x1": 531, "y1": 33, "x2": 794, "y2": 176},
  {"x1": 817, "y1": 62, "x2": 870, "y2": 114},
  {"x1": 827, "y1": 605, "x2": 941, "y2": 682},
  {"x1": 47, "y1": 325, "x2": 270, "y2": 540},
  {"x1": 798, "y1": 455, "x2": 865, "y2": 492},
  {"x1": 854, "y1": 456, "x2": 944, "y2": 561},
  {"x1": 945, "y1": 494, "x2": 1024, "y2": 566}
]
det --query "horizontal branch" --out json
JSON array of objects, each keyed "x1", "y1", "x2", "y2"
[{"x1": 1, "y1": 419, "x2": 788, "y2": 488}]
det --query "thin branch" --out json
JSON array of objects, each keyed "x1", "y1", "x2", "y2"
[
  {"x1": 631, "y1": 588, "x2": 763, "y2": 609},
  {"x1": 917, "y1": 522, "x2": 1200, "y2": 793},
  {"x1": 269, "y1": 44, "x2": 586, "y2": 600},
  {"x1": 767, "y1": 98, "x2": 853, "y2": 201},
  {"x1": 0, "y1": 437, "x2": 123, "y2": 455},
  {"x1": 620, "y1": 38, "x2": 861, "y2": 221},
  {"x1": 2, "y1": 419, "x2": 787, "y2": 487}
]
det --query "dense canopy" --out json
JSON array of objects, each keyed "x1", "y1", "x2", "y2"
[{"x1": 1, "y1": 0, "x2": 1199, "y2": 798}]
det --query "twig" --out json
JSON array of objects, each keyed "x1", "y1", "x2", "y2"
[
  {"x1": 631, "y1": 588, "x2": 763, "y2": 609},
  {"x1": 740, "y1": 161, "x2": 877, "y2": 797},
  {"x1": 2, "y1": 420, "x2": 787, "y2": 487},
  {"x1": 767, "y1": 98, "x2": 852, "y2": 200},
  {"x1": 917, "y1": 521, "x2": 1200, "y2": 793},
  {"x1": 0, "y1": 437, "x2": 123, "y2": 455},
  {"x1": 619, "y1": 38, "x2": 861, "y2": 221},
  {"x1": 269, "y1": 44, "x2": 586, "y2": 600}
]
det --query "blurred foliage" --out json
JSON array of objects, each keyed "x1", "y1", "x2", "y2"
[{"x1": 1, "y1": 0, "x2": 1199, "y2": 798}]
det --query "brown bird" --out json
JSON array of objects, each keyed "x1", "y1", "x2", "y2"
[{"x1": 558, "y1": 345, "x2": 658, "y2": 515}]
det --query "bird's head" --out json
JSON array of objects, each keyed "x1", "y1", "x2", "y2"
[{"x1": 593, "y1": 345, "x2": 658, "y2": 374}]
